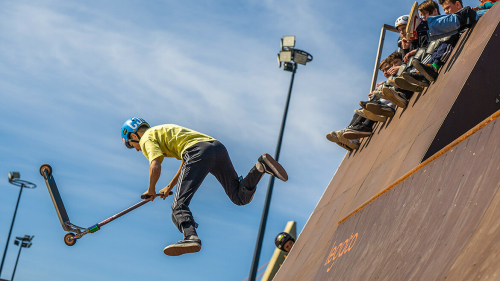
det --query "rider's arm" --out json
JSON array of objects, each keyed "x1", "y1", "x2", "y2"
[
  {"x1": 167, "y1": 160, "x2": 184, "y2": 190},
  {"x1": 170, "y1": 160, "x2": 184, "y2": 187},
  {"x1": 159, "y1": 159, "x2": 184, "y2": 199},
  {"x1": 148, "y1": 157, "x2": 163, "y2": 194}
]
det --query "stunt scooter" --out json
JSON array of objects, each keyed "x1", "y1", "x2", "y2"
[{"x1": 39, "y1": 164, "x2": 172, "y2": 246}]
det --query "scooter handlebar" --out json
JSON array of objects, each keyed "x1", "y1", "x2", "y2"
[{"x1": 141, "y1": 191, "x2": 173, "y2": 199}]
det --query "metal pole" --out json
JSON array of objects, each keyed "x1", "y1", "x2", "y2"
[
  {"x1": 248, "y1": 63, "x2": 297, "y2": 281},
  {"x1": 370, "y1": 26, "x2": 387, "y2": 92},
  {"x1": 0, "y1": 185, "x2": 23, "y2": 277},
  {"x1": 369, "y1": 24, "x2": 400, "y2": 92},
  {"x1": 10, "y1": 245, "x2": 22, "y2": 281}
]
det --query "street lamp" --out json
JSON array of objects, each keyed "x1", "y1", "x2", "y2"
[
  {"x1": 276, "y1": 35, "x2": 313, "y2": 70},
  {"x1": 248, "y1": 36, "x2": 313, "y2": 281},
  {"x1": 11, "y1": 235, "x2": 33, "y2": 281},
  {"x1": 0, "y1": 173, "x2": 36, "y2": 278}
]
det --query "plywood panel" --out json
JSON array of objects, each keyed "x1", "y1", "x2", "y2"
[
  {"x1": 312, "y1": 119, "x2": 500, "y2": 280},
  {"x1": 274, "y1": 6, "x2": 500, "y2": 281}
]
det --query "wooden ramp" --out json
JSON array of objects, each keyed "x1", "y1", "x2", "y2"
[{"x1": 273, "y1": 5, "x2": 500, "y2": 281}]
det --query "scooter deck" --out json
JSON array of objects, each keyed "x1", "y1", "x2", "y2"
[{"x1": 40, "y1": 166, "x2": 72, "y2": 231}]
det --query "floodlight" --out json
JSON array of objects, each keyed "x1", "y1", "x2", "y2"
[
  {"x1": 282, "y1": 36, "x2": 295, "y2": 48},
  {"x1": 15, "y1": 235, "x2": 33, "y2": 242},
  {"x1": 293, "y1": 52, "x2": 308, "y2": 65},
  {"x1": 14, "y1": 236, "x2": 33, "y2": 248},
  {"x1": 8, "y1": 172, "x2": 20, "y2": 182},
  {"x1": 277, "y1": 54, "x2": 282, "y2": 68},
  {"x1": 279, "y1": 51, "x2": 292, "y2": 62},
  {"x1": 283, "y1": 62, "x2": 294, "y2": 72}
]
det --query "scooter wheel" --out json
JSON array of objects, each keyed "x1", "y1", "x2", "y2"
[
  {"x1": 64, "y1": 233, "x2": 77, "y2": 246},
  {"x1": 39, "y1": 164, "x2": 53, "y2": 177}
]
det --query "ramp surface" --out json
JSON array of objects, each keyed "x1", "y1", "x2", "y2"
[
  {"x1": 317, "y1": 117, "x2": 500, "y2": 280},
  {"x1": 273, "y1": 5, "x2": 500, "y2": 281}
]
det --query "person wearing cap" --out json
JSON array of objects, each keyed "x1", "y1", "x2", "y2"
[
  {"x1": 275, "y1": 232, "x2": 295, "y2": 253},
  {"x1": 380, "y1": 13, "x2": 432, "y2": 109},
  {"x1": 121, "y1": 117, "x2": 289, "y2": 256}
]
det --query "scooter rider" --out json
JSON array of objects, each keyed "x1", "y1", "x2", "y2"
[{"x1": 121, "y1": 117, "x2": 289, "y2": 256}]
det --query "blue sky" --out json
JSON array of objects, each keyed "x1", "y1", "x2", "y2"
[{"x1": 0, "y1": 0, "x2": 479, "y2": 280}]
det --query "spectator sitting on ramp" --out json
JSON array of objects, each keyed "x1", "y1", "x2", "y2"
[
  {"x1": 360, "y1": 52, "x2": 401, "y2": 118},
  {"x1": 407, "y1": 0, "x2": 490, "y2": 43},
  {"x1": 473, "y1": 0, "x2": 498, "y2": 11},
  {"x1": 439, "y1": 0, "x2": 465, "y2": 14},
  {"x1": 381, "y1": 15, "x2": 427, "y2": 109},
  {"x1": 420, "y1": 0, "x2": 441, "y2": 20},
  {"x1": 275, "y1": 232, "x2": 295, "y2": 253},
  {"x1": 326, "y1": 53, "x2": 400, "y2": 151},
  {"x1": 397, "y1": 0, "x2": 453, "y2": 87},
  {"x1": 402, "y1": 0, "x2": 492, "y2": 85},
  {"x1": 121, "y1": 117, "x2": 288, "y2": 256}
]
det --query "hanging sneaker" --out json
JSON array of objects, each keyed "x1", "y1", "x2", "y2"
[
  {"x1": 326, "y1": 131, "x2": 357, "y2": 151},
  {"x1": 373, "y1": 89, "x2": 386, "y2": 99},
  {"x1": 406, "y1": 1, "x2": 422, "y2": 40},
  {"x1": 386, "y1": 77, "x2": 398, "y2": 88},
  {"x1": 359, "y1": 100, "x2": 369, "y2": 110},
  {"x1": 365, "y1": 102, "x2": 396, "y2": 118},
  {"x1": 337, "y1": 130, "x2": 360, "y2": 150},
  {"x1": 163, "y1": 235, "x2": 202, "y2": 256},
  {"x1": 394, "y1": 76, "x2": 424, "y2": 92},
  {"x1": 401, "y1": 72, "x2": 430, "y2": 87},
  {"x1": 412, "y1": 60, "x2": 438, "y2": 82},
  {"x1": 256, "y1": 153, "x2": 288, "y2": 182},
  {"x1": 382, "y1": 86, "x2": 408, "y2": 108},
  {"x1": 343, "y1": 123, "x2": 373, "y2": 139},
  {"x1": 354, "y1": 108, "x2": 387, "y2": 123}
]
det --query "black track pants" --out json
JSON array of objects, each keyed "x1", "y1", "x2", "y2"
[{"x1": 171, "y1": 140, "x2": 264, "y2": 232}]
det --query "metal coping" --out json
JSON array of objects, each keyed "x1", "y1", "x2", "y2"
[{"x1": 338, "y1": 109, "x2": 500, "y2": 225}]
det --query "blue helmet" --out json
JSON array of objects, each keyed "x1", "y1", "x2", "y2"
[{"x1": 121, "y1": 117, "x2": 149, "y2": 149}]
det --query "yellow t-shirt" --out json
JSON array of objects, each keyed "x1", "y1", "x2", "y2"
[{"x1": 139, "y1": 124, "x2": 216, "y2": 163}]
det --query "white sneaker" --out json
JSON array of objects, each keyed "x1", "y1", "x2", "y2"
[
  {"x1": 337, "y1": 130, "x2": 360, "y2": 151},
  {"x1": 382, "y1": 86, "x2": 408, "y2": 109},
  {"x1": 386, "y1": 78, "x2": 397, "y2": 88},
  {"x1": 374, "y1": 90, "x2": 386, "y2": 99},
  {"x1": 354, "y1": 108, "x2": 387, "y2": 123},
  {"x1": 326, "y1": 131, "x2": 358, "y2": 152}
]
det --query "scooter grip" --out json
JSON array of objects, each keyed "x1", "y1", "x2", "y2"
[{"x1": 141, "y1": 191, "x2": 173, "y2": 199}]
